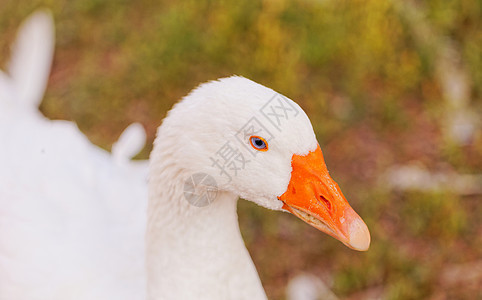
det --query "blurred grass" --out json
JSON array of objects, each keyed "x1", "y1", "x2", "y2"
[{"x1": 1, "y1": 0, "x2": 481, "y2": 299}]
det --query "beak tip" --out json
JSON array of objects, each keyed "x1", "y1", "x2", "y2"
[{"x1": 347, "y1": 218, "x2": 371, "y2": 251}]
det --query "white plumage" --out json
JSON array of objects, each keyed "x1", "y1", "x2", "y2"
[
  {"x1": 0, "y1": 11, "x2": 148, "y2": 300},
  {"x1": 0, "y1": 10, "x2": 369, "y2": 300}
]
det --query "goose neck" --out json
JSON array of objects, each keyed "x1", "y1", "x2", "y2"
[{"x1": 146, "y1": 166, "x2": 266, "y2": 299}]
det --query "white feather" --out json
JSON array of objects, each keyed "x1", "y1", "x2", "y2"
[
  {"x1": 112, "y1": 123, "x2": 147, "y2": 165},
  {"x1": 0, "y1": 10, "x2": 147, "y2": 300},
  {"x1": 1, "y1": 10, "x2": 328, "y2": 300},
  {"x1": 7, "y1": 10, "x2": 54, "y2": 111}
]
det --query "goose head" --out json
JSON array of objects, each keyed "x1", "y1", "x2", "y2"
[{"x1": 152, "y1": 76, "x2": 370, "y2": 251}]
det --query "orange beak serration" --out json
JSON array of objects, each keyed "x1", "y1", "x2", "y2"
[{"x1": 278, "y1": 144, "x2": 370, "y2": 251}]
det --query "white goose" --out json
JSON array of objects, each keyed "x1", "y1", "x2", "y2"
[{"x1": 0, "y1": 11, "x2": 370, "y2": 300}]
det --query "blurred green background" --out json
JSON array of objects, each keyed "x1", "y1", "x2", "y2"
[{"x1": 1, "y1": 0, "x2": 481, "y2": 299}]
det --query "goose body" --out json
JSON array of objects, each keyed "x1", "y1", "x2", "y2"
[
  {"x1": 0, "y1": 11, "x2": 147, "y2": 299},
  {"x1": 0, "y1": 11, "x2": 370, "y2": 300}
]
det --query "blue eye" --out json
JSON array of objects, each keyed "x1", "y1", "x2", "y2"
[{"x1": 249, "y1": 136, "x2": 268, "y2": 151}]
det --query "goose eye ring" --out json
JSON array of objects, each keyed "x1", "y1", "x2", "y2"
[{"x1": 249, "y1": 136, "x2": 268, "y2": 151}]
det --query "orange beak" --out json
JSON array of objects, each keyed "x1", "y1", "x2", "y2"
[{"x1": 278, "y1": 145, "x2": 370, "y2": 251}]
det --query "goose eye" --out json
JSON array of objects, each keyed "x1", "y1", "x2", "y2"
[{"x1": 249, "y1": 136, "x2": 268, "y2": 151}]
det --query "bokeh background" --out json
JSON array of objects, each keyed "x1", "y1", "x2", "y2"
[{"x1": 1, "y1": 0, "x2": 481, "y2": 299}]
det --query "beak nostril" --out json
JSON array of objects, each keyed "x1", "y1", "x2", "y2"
[
  {"x1": 319, "y1": 195, "x2": 331, "y2": 211},
  {"x1": 291, "y1": 186, "x2": 296, "y2": 194}
]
